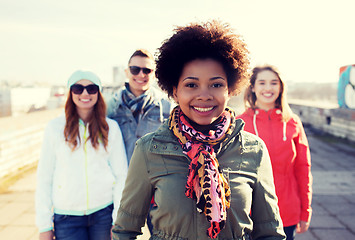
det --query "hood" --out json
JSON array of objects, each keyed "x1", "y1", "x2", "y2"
[{"x1": 244, "y1": 108, "x2": 287, "y2": 141}]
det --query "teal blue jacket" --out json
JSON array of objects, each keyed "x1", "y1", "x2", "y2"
[{"x1": 112, "y1": 119, "x2": 285, "y2": 240}]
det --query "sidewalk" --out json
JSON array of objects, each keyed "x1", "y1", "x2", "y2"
[
  {"x1": 296, "y1": 128, "x2": 355, "y2": 239},
  {"x1": 0, "y1": 128, "x2": 354, "y2": 239},
  {"x1": 0, "y1": 168, "x2": 38, "y2": 239},
  {"x1": 0, "y1": 168, "x2": 150, "y2": 240}
]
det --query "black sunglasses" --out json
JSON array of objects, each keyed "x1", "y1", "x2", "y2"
[
  {"x1": 129, "y1": 66, "x2": 153, "y2": 75},
  {"x1": 70, "y1": 84, "x2": 99, "y2": 95}
]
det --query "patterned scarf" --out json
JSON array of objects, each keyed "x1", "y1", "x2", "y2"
[
  {"x1": 121, "y1": 83, "x2": 154, "y2": 122},
  {"x1": 169, "y1": 106, "x2": 235, "y2": 238}
]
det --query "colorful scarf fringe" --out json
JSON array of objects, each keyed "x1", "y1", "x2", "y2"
[{"x1": 169, "y1": 106, "x2": 235, "y2": 238}]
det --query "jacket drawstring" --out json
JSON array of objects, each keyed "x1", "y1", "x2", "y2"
[
  {"x1": 283, "y1": 121, "x2": 287, "y2": 141},
  {"x1": 253, "y1": 110, "x2": 287, "y2": 142},
  {"x1": 253, "y1": 111, "x2": 259, "y2": 137}
]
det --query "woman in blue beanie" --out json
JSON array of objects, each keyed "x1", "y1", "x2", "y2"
[{"x1": 36, "y1": 70, "x2": 128, "y2": 240}]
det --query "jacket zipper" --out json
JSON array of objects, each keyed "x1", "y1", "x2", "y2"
[{"x1": 83, "y1": 124, "x2": 89, "y2": 213}]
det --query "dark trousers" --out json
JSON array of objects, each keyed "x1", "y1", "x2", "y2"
[
  {"x1": 284, "y1": 225, "x2": 296, "y2": 240},
  {"x1": 54, "y1": 204, "x2": 113, "y2": 240}
]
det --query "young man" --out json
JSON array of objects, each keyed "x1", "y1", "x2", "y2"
[{"x1": 107, "y1": 49, "x2": 171, "y2": 163}]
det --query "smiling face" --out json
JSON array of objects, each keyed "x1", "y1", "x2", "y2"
[
  {"x1": 173, "y1": 59, "x2": 230, "y2": 126},
  {"x1": 126, "y1": 56, "x2": 155, "y2": 97},
  {"x1": 252, "y1": 70, "x2": 281, "y2": 110},
  {"x1": 71, "y1": 79, "x2": 98, "y2": 114}
]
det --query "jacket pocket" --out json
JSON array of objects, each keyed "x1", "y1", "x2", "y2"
[
  {"x1": 140, "y1": 114, "x2": 164, "y2": 137},
  {"x1": 221, "y1": 168, "x2": 254, "y2": 232},
  {"x1": 151, "y1": 229, "x2": 188, "y2": 240},
  {"x1": 53, "y1": 213, "x2": 68, "y2": 223},
  {"x1": 222, "y1": 168, "x2": 255, "y2": 200}
]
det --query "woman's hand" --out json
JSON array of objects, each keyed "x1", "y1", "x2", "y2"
[
  {"x1": 296, "y1": 221, "x2": 310, "y2": 233},
  {"x1": 39, "y1": 230, "x2": 54, "y2": 240}
]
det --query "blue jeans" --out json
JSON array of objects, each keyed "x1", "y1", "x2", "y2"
[
  {"x1": 146, "y1": 203, "x2": 155, "y2": 234},
  {"x1": 284, "y1": 225, "x2": 296, "y2": 240},
  {"x1": 54, "y1": 204, "x2": 113, "y2": 240}
]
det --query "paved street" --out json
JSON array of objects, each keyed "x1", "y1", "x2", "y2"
[
  {"x1": 0, "y1": 127, "x2": 354, "y2": 239},
  {"x1": 296, "y1": 127, "x2": 355, "y2": 239}
]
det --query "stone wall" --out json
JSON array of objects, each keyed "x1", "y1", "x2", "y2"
[{"x1": 290, "y1": 102, "x2": 355, "y2": 142}]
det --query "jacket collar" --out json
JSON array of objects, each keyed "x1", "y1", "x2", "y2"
[
  {"x1": 114, "y1": 86, "x2": 163, "y2": 108},
  {"x1": 149, "y1": 118, "x2": 245, "y2": 157},
  {"x1": 245, "y1": 108, "x2": 287, "y2": 141},
  {"x1": 246, "y1": 108, "x2": 282, "y2": 120}
]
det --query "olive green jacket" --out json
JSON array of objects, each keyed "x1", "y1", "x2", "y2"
[{"x1": 112, "y1": 119, "x2": 285, "y2": 240}]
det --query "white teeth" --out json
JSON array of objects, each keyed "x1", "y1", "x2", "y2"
[
  {"x1": 80, "y1": 99, "x2": 91, "y2": 102},
  {"x1": 194, "y1": 107, "x2": 213, "y2": 112},
  {"x1": 135, "y1": 79, "x2": 146, "y2": 84},
  {"x1": 263, "y1": 93, "x2": 272, "y2": 97}
]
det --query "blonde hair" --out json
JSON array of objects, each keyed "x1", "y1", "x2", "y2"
[{"x1": 244, "y1": 64, "x2": 293, "y2": 122}]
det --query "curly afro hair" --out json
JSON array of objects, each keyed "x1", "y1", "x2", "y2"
[{"x1": 155, "y1": 20, "x2": 250, "y2": 98}]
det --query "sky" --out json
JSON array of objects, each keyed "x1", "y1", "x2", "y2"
[{"x1": 0, "y1": 0, "x2": 354, "y2": 86}]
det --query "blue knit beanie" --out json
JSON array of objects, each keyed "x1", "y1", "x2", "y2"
[{"x1": 67, "y1": 70, "x2": 102, "y2": 91}]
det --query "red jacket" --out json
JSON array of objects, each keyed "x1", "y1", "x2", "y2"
[{"x1": 238, "y1": 108, "x2": 312, "y2": 227}]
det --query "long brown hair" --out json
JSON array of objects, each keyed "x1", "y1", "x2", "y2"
[
  {"x1": 244, "y1": 65, "x2": 293, "y2": 122},
  {"x1": 64, "y1": 91, "x2": 109, "y2": 151}
]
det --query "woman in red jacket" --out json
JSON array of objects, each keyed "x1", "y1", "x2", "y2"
[{"x1": 237, "y1": 65, "x2": 312, "y2": 240}]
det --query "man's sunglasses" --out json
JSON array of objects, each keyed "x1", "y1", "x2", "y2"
[
  {"x1": 70, "y1": 84, "x2": 99, "y2": 95},
  {"x1": 129, "y1": 66, "x2": 153, "y2": 75}
]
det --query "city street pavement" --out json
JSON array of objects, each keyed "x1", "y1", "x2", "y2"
[{"x1": 0, "y1": 127, "x2": 354, "y2": 239}]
